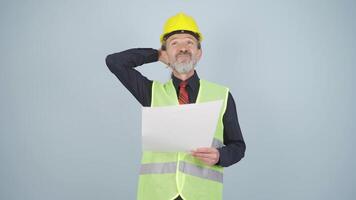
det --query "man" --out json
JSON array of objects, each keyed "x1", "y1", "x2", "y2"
[{"x1": 106, "y1": 12, "x2": 245, "y2": 200}]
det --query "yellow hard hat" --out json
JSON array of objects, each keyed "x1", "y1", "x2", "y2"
[{"x1": 160, "y1": 12, "x2": 203, "y2": 43}]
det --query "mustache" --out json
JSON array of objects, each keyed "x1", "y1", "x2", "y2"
[{"x1": 175, "y1": 52, "x2": 192, "y2": 58}]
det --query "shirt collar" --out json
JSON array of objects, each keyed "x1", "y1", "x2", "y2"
[{"x1": 172, "y1": 70, "x2": 200, "y2": 92}]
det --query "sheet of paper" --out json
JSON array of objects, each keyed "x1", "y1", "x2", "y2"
[{"x1": 141, "y1": 100, "x2": 222, "y2": 152}]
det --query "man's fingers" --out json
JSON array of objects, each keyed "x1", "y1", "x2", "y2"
[
  {"x1": 195, "y1": 147, "x2": 215, "y2": 152},
  {"x1": 192, "y1": 152, "x2": 218, "y2": 159},
  {"x1": 193, "y1": 147, "x2": 217, "y2": 154},
  {"x1": 191, "y1": 147, "x2": 219, "y2": 166},
  {"x1": 194, "y1": 157, "x2": 215, "y2": 166}
]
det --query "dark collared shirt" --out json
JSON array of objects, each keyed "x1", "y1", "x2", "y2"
[{"x1": 105, "y1": 48, "x2": 245, "y2": 167}]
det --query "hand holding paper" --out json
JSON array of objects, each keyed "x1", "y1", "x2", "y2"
[{"x1": 191, "y1": 147, "x2": 220, "y2": 166}]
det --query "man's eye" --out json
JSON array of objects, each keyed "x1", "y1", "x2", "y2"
[
  {"x1": 187, "y1": 41, "x2": 194, "y2": 45},
  {"x1": 171, "y1": 42, "x2": 177, "y2": 46}
]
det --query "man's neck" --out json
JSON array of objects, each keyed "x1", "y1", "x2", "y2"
[{"x1": 172, "y1": 69, "x2": 195, "y2": 81}]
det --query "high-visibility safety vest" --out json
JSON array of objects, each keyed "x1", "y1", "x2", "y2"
[{"x1": 137, "y1": 79, "x2": 229, "y2": 200}]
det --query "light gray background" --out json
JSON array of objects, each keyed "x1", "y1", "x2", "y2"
[{"x1": 1, "y1": 0, "x2": 355, "y2": 199}]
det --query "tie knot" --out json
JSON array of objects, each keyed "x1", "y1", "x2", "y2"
[{"x1": 179, "y1": 81, "x2": 188, "y2": 88}]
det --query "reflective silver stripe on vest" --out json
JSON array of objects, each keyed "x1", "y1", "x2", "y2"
[
  {"x1": 179, "y1": 161, "x2": 223, "y2": 183},
  {"x1": 212, "y1": 138, "x2": 224, "y2": 148},
  {"x1": 140, "y1": 162, "x2": 177, "y2": 174}
]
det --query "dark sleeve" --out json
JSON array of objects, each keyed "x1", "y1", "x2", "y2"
[
  {"x1": 105, "y1": 48, "x2": 159, "y2": 106},
  {"x1": 217, "y1": 92, "x2": 246, "y2": 167}
]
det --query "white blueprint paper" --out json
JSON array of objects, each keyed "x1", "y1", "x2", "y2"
[{"x1": 141, "y1": 100, "x2": 222, "y2": 152}]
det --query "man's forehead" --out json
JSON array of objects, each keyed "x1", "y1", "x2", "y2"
[{"x1": 166, "y1": 33, "x2": 198, "y2": 42}]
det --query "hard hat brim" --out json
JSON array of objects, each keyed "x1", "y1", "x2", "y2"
[{"x1": 160, "y1": 30, "x2": 203, "y2": 43}]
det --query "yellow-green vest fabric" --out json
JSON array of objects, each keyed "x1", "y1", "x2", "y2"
[{"x1": 137, "y1": 79, "x2": 229, "y2": 200}]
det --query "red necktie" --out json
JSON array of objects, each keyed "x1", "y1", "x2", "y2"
[{"x1": 178, "y1": 81, "x2": 189, "y2": 104}]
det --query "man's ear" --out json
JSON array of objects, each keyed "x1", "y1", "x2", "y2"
[
  {"x1": 196, "y1": 49, "x2": 202, "y2": 60},
  {"x1": 158, "y1": 49, "x2": 170, "y2": 66}
]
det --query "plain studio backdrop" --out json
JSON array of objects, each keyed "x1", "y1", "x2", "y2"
[{"x1": 1, "y1": 0, "x2": 355, "y2": 199}]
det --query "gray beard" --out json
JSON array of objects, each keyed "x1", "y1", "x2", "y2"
[{"x1": 171, "y1": 60, "x2": 196, "y2": 74}]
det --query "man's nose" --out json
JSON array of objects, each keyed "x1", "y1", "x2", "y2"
[
  {"x1": 177, "y1": 43, "x2": 189, "y2": 53},
  {"x1": 178, "y1": 46, "x2": 188, "y2": 53}
]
